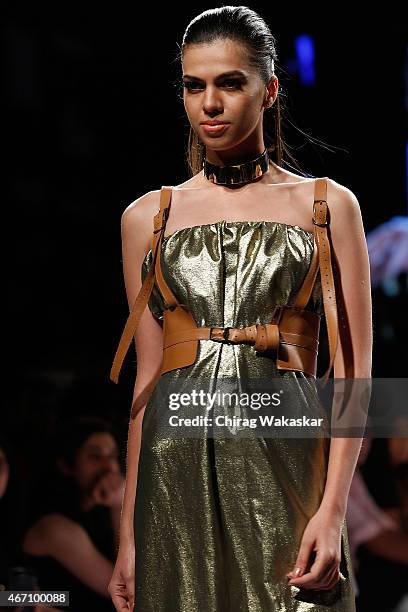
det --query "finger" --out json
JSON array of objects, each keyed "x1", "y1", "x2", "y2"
[
  {"x1": 94, "y1": 477, "x2": 112, "y2": 502},
  {"x1": 107, "y1": 473, "x2": 119, "y2": 486},
  {"x1": 106, "y1": 470, "x2": 122, "y2": 483},
  {"x1": 289, "y1": 555, "x2": 337, "y2": 589},
  {"x1": 303, "y1": 561, "x2": 339, "y2": 591},
  {"x1": 126, "y1": 577, "x2": 135, "y2": 610},
  {"x1": 110, "y1": 586, "x2": 131, "y2": 612},
  {"x1": 111, "y1": 593, "x2": 130, "y2": 611},
  {"x1": 94, "y1": 473, "x2": 111, "y2": 497},
  {"x1": 312, "y1": 557, "x2": 338, "y2": 589},
  {"x1": 288, "y1": 544, "x2": 336, "y2": 587},
  {"x1": 104, "y1": 473, "x2": 124, "y2": 497},
  {"x1": 317, "y1": 566, "x2": 341, "y2": 590},
  {"x1": 100, "y1": 472, "x2": 118, "y2": 491},
  {"x1": 102, "y1": 472, "x2": 117, "y2": 487},
  {"x1": 92, "y1": 487, "x2": 104, "y2": 504},
  {"x1": 99, "y1": 484, "x2": 109, "y2": 501},
  {"x1": 286, "y1": 538, "x2": 315, "y2": 578}
]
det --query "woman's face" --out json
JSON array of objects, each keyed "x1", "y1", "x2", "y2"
[
  {"x1": 63, "y1": 432, "x2": 120, "y2": 495},
  {"x1": 182, "y1": 38, "x2": 277, "y2": 157}
]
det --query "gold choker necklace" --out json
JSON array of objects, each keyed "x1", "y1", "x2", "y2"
[{"x1": 203, "y1": 148, "x2": 270, "y2": 186}]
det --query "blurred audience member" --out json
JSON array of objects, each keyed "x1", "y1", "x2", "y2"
[
  {"x1": 0, "y1": 434, "x2": 25, "y2": 592},
  {"x1": 21, "y1": 416, "x2": 124, "y2": 611},
  {"x1": 367, "y1": 215, "x2": 408, "y2": 288},
  {"x1": 347, "y1": 437, "x2": 408, "y2": 612}
]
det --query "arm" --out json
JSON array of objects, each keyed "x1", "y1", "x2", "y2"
[
  {"x1": 108, "y1": 191, "x2": 164, "y2": 611},
  {"x1": 110, "y1": 505, "x2": 122, "y2": 551},
  {"x1": 115, "y1": 190, "x2": 164, "y2": 547},
  {"x1": 319, "y1": 180, "x2": 372, "y2": 521},
  {"x1": 23, "y1": 514, "x2": 114, "y2": 598},
  {"x1": 364, "y1": 527, "x2": 408, "y2": 564},
  {"x1": 288, "y1": 180, "x2": 373, "y2": 589}
]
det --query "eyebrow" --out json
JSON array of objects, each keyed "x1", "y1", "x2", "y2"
[
  {"x1": 182, "y1": 70, "x2": 248, "y2": 81},
  {"x1": 85, "y1": 445, "x2": 117, "y2": 453}
]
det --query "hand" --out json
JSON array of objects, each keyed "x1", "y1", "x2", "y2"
[
  {"x1": 286, "y1": 509, "x2": 342, "y2": 591},
  {"x1": 108, "y1": 541, "x2": 135, "y2": 611},
  {"x1": 84, "y1": 471, "x2": 125, "y2": 510}
]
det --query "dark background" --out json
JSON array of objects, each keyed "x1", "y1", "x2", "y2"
[{"x1": 3, "y1": 5, "x2": 407, "y2": 455}]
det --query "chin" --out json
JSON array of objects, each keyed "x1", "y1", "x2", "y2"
[{"x1": 202, "y1": 139, "x2": 235, "y2": 150}]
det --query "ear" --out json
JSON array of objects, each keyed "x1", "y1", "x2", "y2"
[{"x1": 265, "y1": 75, "x2": 279, "y2": 107}]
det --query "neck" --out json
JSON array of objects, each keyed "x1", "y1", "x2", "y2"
[
  {"x1": 204, "y1": 145, "x2": 266, "y2": 166},
  {"x1": 203, "y1": 147, "x2": 270, "y2": 186}
]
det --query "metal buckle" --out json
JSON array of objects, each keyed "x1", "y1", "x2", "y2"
[
  {"x1": 210, "y1": 326, "x2": 232, "y2": 344},
  {"x1": 313, "y1": 200, "x2": 328, "y2": 227},
  {"x1": 209, "y1": 327, "x2": 219, "y2": 341}
]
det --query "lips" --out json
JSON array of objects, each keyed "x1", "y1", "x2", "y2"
[
  {"x1": 201, "y1": 122, "x2": 230, "y2": 135},
  {"x1": 201, "y1": 121, "x2": 229, "y2": 126}
]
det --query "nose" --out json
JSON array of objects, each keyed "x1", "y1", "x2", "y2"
[
  {"x1": 202, "y1": 85, "x2": 223, "y2": 115},
  {"x1": 103, "y1": 455, "x2": 120, "y2": 472}
]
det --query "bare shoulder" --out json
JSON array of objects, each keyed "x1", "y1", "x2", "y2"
[
  {"x1": 23, "y1": 513, "x2": 87, "y2": 556},
  {"x1": 121, "y1": 189, "x2": 163, "y2": 231},
  {"x1": 326, "y1": 177, "x2": 362, "y2": 223},
  {"x1": 325, "y1": 178, "x2": 367, "y2": 252},
  {"x1": 120, "y1": 188, "x2": 166, "y2": 254}
]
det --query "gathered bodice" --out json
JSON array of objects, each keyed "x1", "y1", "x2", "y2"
[{"x1": 141, "y1": 220, "x2": 323, "y2": 329}]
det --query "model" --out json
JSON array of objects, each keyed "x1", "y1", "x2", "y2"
[{"x1": 108, "y1": 6, "x2": 372, "y2": 611}]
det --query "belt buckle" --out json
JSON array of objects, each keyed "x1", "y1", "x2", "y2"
[
  {"x1": 223, "y1": 326, "x2": 231, "y2": 343},
  {"x1": 210, "y1": 326, "x2": 232, "y2": 344},
  {"x1": 313, "y1": 200, "x2": 329, "y2": 227},
  {"x1": 312, "y1": 218, "x2": 328, "y2": 227}
]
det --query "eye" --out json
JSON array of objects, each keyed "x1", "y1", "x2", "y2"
[
  {"x1": 182, "y1": 78, "x2": 242, "y2": 92},
  {"x1": 222, "y1": 79, "x2": 241, "y2": 89},
  {"x1": 183, "y1": 81, "x2": 203, "y2": 91}
]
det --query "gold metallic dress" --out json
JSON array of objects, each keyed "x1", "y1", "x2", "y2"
[{"x1": 135, "y1": 220, "x2": 356, "y2": 611}]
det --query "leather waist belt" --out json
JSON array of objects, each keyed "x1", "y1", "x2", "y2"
[
  {"x1": 158, "y1": 302, "x2": 322, "y2": 379},
  {"x1": 164, "y1": 325, "x2": 318, "y2": 354}
]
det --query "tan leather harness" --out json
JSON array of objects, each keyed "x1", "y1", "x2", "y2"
[{"x1": 110, "y1": 178, "x2": 338, "y2": 385}]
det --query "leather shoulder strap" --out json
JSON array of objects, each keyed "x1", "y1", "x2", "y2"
[
  {"x1": 313, "y1": 177, "x2": 339, "y2": 384},
  {"x1": 292, "y1": 238, "x2": 319, "y2": 308},
  {"x1": 292, "y1": 177, "x2": 326, "y2": 310},
  {"x1": 109, "y1": 187, "x2": 173, "y2": 384},
  {"x1": 154, "y1": 187, "x2": 180, "y2": 309}
]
